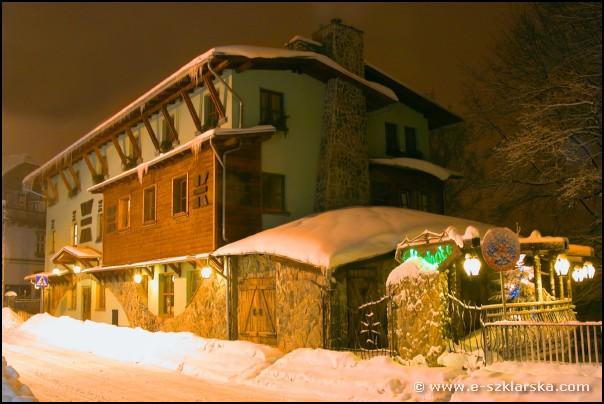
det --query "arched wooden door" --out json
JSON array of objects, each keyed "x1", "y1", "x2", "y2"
[{"x1": 237, "y1": 277, "x2": 276, "y2": 346}]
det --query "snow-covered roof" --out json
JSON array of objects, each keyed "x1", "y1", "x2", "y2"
[
  {"x1": 82, "y1": 253, "x2": 210, "y2": 274},
  {"x1": 370, "y1": 158, "x2": 462, "y2": 181},
  {"x1": 23, "y1": 45, "x2": 397, "y2": 188},
  {"x1": 213, "y1": 206, "x2": 493, "y2": 270},
  {"x1": 88, "y1": 125, "x2": 275, "y2": 193},
  {"x1": 2, "y1": 154, "x2": 37, "y2": 177},
  {"x1": 50, "y1": 245, "x2": 102, "y2": 263},
  {"x1": 285, "y1": 35, "x2": 323, "y2": 47}
]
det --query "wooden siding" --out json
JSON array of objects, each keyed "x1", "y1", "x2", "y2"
[{"x1": 103, "y1": 145, "x2": 215, "y2": 265}]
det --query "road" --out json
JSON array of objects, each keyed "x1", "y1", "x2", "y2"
[{"x1": 2, "y1": 334, "x2": 321, "y2": 402}]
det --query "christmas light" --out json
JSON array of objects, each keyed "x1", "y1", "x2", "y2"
[
  {"x1": 571, "y1": 267, "x2": 584, "y2": 283},
  {"x1": 52, "y1": 268, "x2": 61, "y2": 275},
  {"x1": 201, "y1": 266, "x2": 212, "y2": 279},
  {"x1": 463, "y1": 254, "x2": 481, "y2": 276},
  {"x1": 73, "y1": 265, "x2": 81, "y2": 274},
  {"x1": 554, "y1": 255, "x2": 570, "y2": 276},
  {"x1": 584, "y1": 261, "x2": 595, "y2": 279},
  {"x1": 133, "y1": 273, "x2": 142, "y2": 284}
]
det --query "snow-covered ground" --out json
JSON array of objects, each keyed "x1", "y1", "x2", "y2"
[{"x1": 2, "y1": 310, "x2": 601, "y2": 402}]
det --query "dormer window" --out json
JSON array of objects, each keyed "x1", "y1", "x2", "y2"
[{"x1": 260, "y1": 89, "x2": 286, "y2": 131}]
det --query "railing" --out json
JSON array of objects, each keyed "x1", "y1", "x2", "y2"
[
  {"x1": 483, "y1": 321, "x2": 602, "y2": 365},
  {"x1": 4, "y1": 191, "x2": 46, "y2": 213},
  {"x1": 12, "y1": 298, "x2": 41, "y2": 315},
  {"x1": 481, "y1": 299, "x2": 576, "y2": 323},
  {"x1": 446, "y1": 294, "x2": 485, "y2": 354}
]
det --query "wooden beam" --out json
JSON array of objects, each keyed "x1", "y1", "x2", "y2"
[
  {"x1": 111, "y1": 136, "x2": 128, "y2": 166},
  {"x1": 236, "y1": 60, "x2": 254, "y2": 73},
  {"x1": 47, "y1": 178, "x2": 58, "y2": 200},
  {"x1": 67, "y1": 164, "x2": 81, "y2": 191},
  {"x1": 59, "y1": 169, "x2": 73, "y2": 194},
  {"x1": 142, "y1": 115, "x2": 161, "y2": 153},
  {"x1": 126, "y1": 128, "x2": 142, "y2": 160},
  {"x1": 203, "y1": 74, "x2": 226, "y2": 119},
  {"x1": 82, "y1": 152, "x2": 98, "y2": 177},
  {"x1": 93, "y1": 146, "x2": 108, "y2": 176},
  {"x1": 161, "y1": 105, "x2": 179, "y2": 144},
  {"x1": 181, "y1": 90, "x2": 203, "y2": 133}
]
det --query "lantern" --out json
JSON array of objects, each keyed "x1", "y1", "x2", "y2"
[
  {"x1": 554, "y1": 255, "x2": 570, "y2": 276},
  {"x1": 73, "y1": 265, "x2": 81, "y2": 274},
  {"x1": 133, "y1": 273, "x2": 142, "y2": 284},
  {"x1": 584, "y1": 262, "x2": 595, "y2": 279},
  {"x1": 463, "y1": 254, "x2": 481, "y2": 277},
  {"x1": 201, "y1": 265, "x2": 212, "y2": 279},
  {"x1": 52, "y1": 268, "x2": 61, "y2": 275}
]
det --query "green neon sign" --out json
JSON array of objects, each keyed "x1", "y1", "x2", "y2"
[{"x1": 401, "y1": 244, "x2": 454, "y2": 268}]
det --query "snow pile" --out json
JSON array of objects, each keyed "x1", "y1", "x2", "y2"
[
  {"x1": 2, "y1": 308, "x2": 23, "y2": 334},
  {"x1": 437, "y1": 350, "x2": 485, "y2": 371},
  {"x1": 18, "y1": 313, "x2": 281, "y2": 383},
  {"x1": 2, "y1": 356, "x2": 37, "y2": 402},
  {"x1": 214, "y1": 206, "x2": 492, "y2": 270},
  {"x1": 250, "y1": 348, "x2": 464, "y2": 401},
  {"x1": 386, "y1": 258, "x2": 438, "y2": 286},
  {"x1": 451, "y1": 362, "x2": 602, "y2": 402}
]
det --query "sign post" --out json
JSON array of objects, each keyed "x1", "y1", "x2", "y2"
[{"x1": 35, "y1": 274, "x2": 49, "y2": 313}]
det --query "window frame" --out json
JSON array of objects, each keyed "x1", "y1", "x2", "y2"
[
  {"x1": 35, "y1": 231, "x2": 45, "y2": 258},
  {"x1": 142, "y1": 184, "x2": 158, "y2": 225},
  {"x1": 171, "y1": 173, "x2": 189, "y2": 217},
  {"x1": 259, "y1": 88, "x2": 286, "y2": 131},
  {"x1": 95, "y1": 280, "x2": 106, "y2": 311},
  {"x1": 261, "y1": 172, "x2": 287, "y2": 214},
  {"x1": 385, "y1": 122, "x2": 401, "y2": 157},
  {"x1": 404, "y1": 126, "x2": 418, "y2": 155},
  {"x1": 117, "y1": 195, "x2": 131, "y2": 231},
  {"x1": 159, "y1": 273, "x2": 175, "y2": 317}
]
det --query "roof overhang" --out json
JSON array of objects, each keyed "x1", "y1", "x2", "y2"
[
  {"x1": 50, "y1": 245, "x2": 102, "y2": 266},
  {"x1": 370, "y1": 157, "x2": 462, "y2": 181}
]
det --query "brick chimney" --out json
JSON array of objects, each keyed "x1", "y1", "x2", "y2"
[{"x1": 313, "y1": 19, "x2": 370, "y2": 211}]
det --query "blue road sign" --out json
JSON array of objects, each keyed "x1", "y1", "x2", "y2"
[{"x1": 35, "y1": 274, "x2": 49, "y2": 289}]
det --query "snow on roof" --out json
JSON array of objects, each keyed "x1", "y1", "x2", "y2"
[
  {"x1": 82, "y1": 253, "x2": 210, "y2": 274},
  {"x1": 285, "y1": 35, "x2": 323, "y2": 47},
  {"x1": 87, "y1": 125, "x2": 275, "y2": 193},
  {"x1": 370, "y1": 158, "x2": 462, "y2": 181},
  {"x1": 213, "y1": 206, "x2": 492, "y2": 270},
  {"x1": 386, "y1": 259, "x2": 438, "y2": 286},
  {"x1": 2, "y1": 154, "x2": 37, "y2": 177},
  {"x1": 23, "y1": 45, "x2": 397, "y2": 188},
  {"x1": 518, "y1": 230, "x2": 568, "y2": 245},
  {"x1": 49, "y1": 245, "x2": 101, "y2": 263}
]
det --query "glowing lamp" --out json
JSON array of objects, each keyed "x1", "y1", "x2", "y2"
[
  {"x1": 463, "y1": 254, "x2": 481, "y2": 277},
  {"x1": 584, "y1": 262, "x2": 595, "y2": 279},
  {"x1": 554, "y1": 255, "x2": 570, "y2": 276},
  {"x1": 52, "y1": 268, "x2": 61, "y2": 275},
  {"x1": 133, "y1": 273, "x2": 142, "y2": 284},
  {"x1": 571, "y1": 267, "x2": 584, "y2": 283},
  {"x1": 172, "y1": 275, "x2": 177, "y2": 283},
  {"x1": 73, "y1": 265, "x2": 81, "y2": 274},
  {"x1": 201, "y1": 266, "x2": 212, "y2": 279}
]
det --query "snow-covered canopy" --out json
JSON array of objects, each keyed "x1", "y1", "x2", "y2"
[
  {"x1": 370, "y1": 158, "x2": 462, "y2": 181},
  {"x1": 213, "y1": 206, "x2": 492, "y2": 270},
  {"x1": 49, "y1": 245, "x2": 101, "y2": 263}
]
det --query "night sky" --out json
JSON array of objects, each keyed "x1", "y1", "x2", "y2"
[{"x1": 2, "y1": 2, "x2": 518, "y2": 165}]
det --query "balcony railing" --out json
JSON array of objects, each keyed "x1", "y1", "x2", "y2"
[{"x1": 4, "y1": 191, "x2": 46, "y2": 214}]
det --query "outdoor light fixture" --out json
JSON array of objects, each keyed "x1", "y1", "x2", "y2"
[
  {"x1": 52, "y1": 268, "x2": 61, "y2": 275},
  {"x1": 554, "y1": 255, "x2": 570, "y2": 276},
  {"x1": 73, "y1": 265, "x2": 81, "y2": 274},
  {"x1": 463, "y1": 254, "x2": 481, "y2": 276},
  {"x1": 201, "y1": 265, "x2": 212, "y2": 279},
  {"x1": 133, "y1": 273, "x2": 142, "y2": 284},
  {"x1": 584, "y1": 261, "x2": 595, "y2": 279},
  {"x1": 172, "y1": 275, "x2": 177, "y2": 283}
]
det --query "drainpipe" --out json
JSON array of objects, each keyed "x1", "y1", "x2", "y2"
[{"x1": 207, "y1": 57, "x2": 244, "y2": 128}]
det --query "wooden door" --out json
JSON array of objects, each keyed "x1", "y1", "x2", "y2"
[
  {"x1": 237, "y1": 277, "x2": 276, "y2": 346},
  {"x1": 347, "y1": 268, "x2": 384, "y2": 349},
  {"x1": 82, "y1": 286, "x2": 92, "y2": 321}
]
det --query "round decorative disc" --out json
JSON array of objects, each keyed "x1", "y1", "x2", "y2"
[{"x1": 480, "y1": 227, "x2": 521, "y2": 272}]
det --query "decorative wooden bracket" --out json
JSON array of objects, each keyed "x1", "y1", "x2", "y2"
[
  {"x1": 143, "y1": 115, "x2": 161, "y2": 153},
  {"x1": 82, "y1": 152, "x2": 98, "y2": 178},
  {"x1": 67, "y1": 163, "x2": 81, "y2": 191},
  {"x1": 161, "y1": 105, "x2": 179, "y2": 144},
  {"x1": 167, "y1": 263, "x2": 182, "y2": 277},
  {"x1": 181, "y1": 90, "x2": 203, "y2": 133},
  {"x1": 126, "y1": 128, "x2": 142, "y2": 160},
  {"x1": 59, "y1": 169, "x2": 76, "y2": 196},
  {"x1": 111, "y1": 135, "x2": 128, "y2": 166},
  {"x1": 93, "y1": 146, "x2": 108, "y2": 176},
  {"x1": 203, "y1": 74, "x2": 226, "y2": 120},
  {"x1": 141, "y1": 267, "x2": 154, "y2": 280}
]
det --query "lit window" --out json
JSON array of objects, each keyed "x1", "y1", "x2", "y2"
[
  {"x1": 72, "y1": 223, "x2": 79, "y2": 245},
  {"x1": 118, "y1": 196, "x2": 130, "y2": 230},
  {"x1": 160, "y1": 274, "x2": 174, "y2": 316},
  {"x1": 143, "y1": 185, "x2": 156, "y2": 223},
  {"x1": 172, "y1": 176, "x2": 187, "y2": 215}
]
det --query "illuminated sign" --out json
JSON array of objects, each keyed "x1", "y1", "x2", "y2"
[{"x1": 396, "y1": 241, "x2": 461, "y2": 271}]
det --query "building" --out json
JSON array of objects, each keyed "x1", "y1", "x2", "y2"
[
  {"x1": 3, "y1": 154, "x2": 46, "y2": 311},
  {"x1": 23, "y1": 20, "x2": 462, "y2": 342}
]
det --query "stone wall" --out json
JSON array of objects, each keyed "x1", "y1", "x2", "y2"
[
  {"x1": 105, "y1": 279, "x2": 161, "y2": 331},
  {"x1": 388, "y1": 270, "x2": 448, "y2": 366},
  {"x1": 312, "y1": 18, "x2": 364, "y2": 76},
  {"x1": 233, "y1": 255, "x2": 328, "y2": 352}
]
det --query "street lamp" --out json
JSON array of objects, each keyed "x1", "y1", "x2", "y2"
[{"x1": 463, "y1": 254, "x2": 481, "y2": 277}]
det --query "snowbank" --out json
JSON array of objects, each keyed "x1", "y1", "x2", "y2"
[
  {"x1": 2, "y1": 356, "x2": 37, "y2": 402},
  {"x1": 18, "y1": 313, "x2": 281, "y2": 383},
  {"x1": 386, "y1": 258, "x2": 439, "y2": 286},
  {"x1": 214, "y1": 206, "x2": 492, "y2": 269},
  {"x1": 2, "y1": 308, "x2": 23, "y2": 334},
  {"x1": 250, "y1": 348, "x2": 464, "y2": 401}
]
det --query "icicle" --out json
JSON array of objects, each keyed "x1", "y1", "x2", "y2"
[
  {"x1": 444, "y1": 226, "x2": 464, "y2": 248},
  {"x1": 137, "y1": 162, "x2": 149, "y2": 184},
  {"x1": 188, "y1": 64, "x2": 201, "y2": 86},
  {"x1": 191, "y1": 134, "x2": 205, "y2": 159}
]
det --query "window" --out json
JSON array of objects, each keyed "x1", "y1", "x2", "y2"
[
  {"x1": 203, "y1": 95, "x2": 219, "y2": 130},
  {"x1": 404, "y1": 126, "x2": 418, "y2": 155},
  {"x1": 260, "y1": 89, "x2": 286, "y2": 130},
  {"x1": 143, "y1": 185, "x2": 157, "y2": 223},
  {"x1": 400, "y1": 191, "x2": 410, "y2": 208},
  {"x1": 105, "y1": 205, "x2": 117, "y2": 234},
  {"x1": 69, "y1": 284, "x2": 77, "y2": 310},
  {"x1": 172, "y1": 175, "x2": 188, "y2": 215},
  {"x1": 419, "y1": 192, "x2": 429, "y2": 212},
  {"x1": 79, "y1": 228, "x2": 92, "y2": 244},
  {"x1": 35, "y1": 231, "x2": 45, "y2": 257},
  {"x1": 118, "y1": 196, "x2": 130, "y2": 230},
  {"x1": 262, "y1": 173, "x2": 286, "y2": 213},
  {"x1": 160, "y1": 274, "x2": 175, "y2": 316},
  {"x1": 96, "y1": 201, "x2": 103, "y2": 242},
  {"x1": 96, "y1": 280, "x2": 105, "y2": 311},
  {"x1": 385, "y1": 122, "x2": 401, "y2": 156}
]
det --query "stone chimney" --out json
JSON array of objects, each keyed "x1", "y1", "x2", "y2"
[{"x1": 313, "y1": 19, "x2": 370, "y2": 211}]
